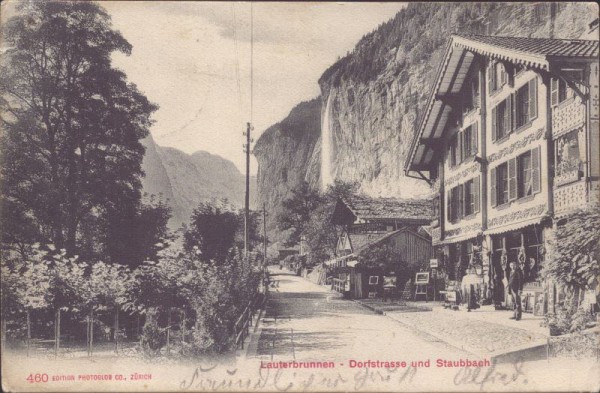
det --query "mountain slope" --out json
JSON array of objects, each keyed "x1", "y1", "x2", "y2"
[
  {"x1": 254, "y1": 98, "x2": 322, "y2": 237},
  {"x1": 254, "y1": 2, "x2": 596, "y2": 235},
  {"x1": 141, "y1": 135, "x2": 256, "y2": 228}
]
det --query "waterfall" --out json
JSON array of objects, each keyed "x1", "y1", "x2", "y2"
[{"x1": 321, "y1": 93, "x2": 334, "y2": 190}]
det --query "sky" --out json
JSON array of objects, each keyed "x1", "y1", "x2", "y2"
[{"x1": 2, "y1": 1, "x2": 407, "y2": 174}]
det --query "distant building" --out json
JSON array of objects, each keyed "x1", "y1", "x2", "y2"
[
  {"x1": 278, "y1": 247, "x2": 300, "y2": 261},
  {"x1": 326, "y1": 195, "x2": 433, "y2": 299},
  {"x1": 405, "y1": 34, "x2": 599, "y2": 314}
]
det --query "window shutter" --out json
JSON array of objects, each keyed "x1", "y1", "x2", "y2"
[
  {"x1": 500, "y1": 63, "x2": 507, "y2": 86},
  {"x1": 438, "y1": 192, "x2": 443, "y2": 222},
  {"x1": 551, "y1": 78, "x2": 559, "y2": 106},
  {"x1": 531, "y1": 146, "x2": 541, "y2": 194},
  {"x1": 488, "y1": 62, "x2": 494, "y2": 93},
  {"x1": 508, "y1": 157, "x2": 517, "y2": 201},
  {"x1": 507, "y1": 90, "x2": 519, "y2": 132},
  {"x1": 507, "y1": 94, "x2": 513, "y2": 133},
  {"x1": 473, "y1": 176, "x2": 480, "y2": 213},
  {"x1": 591, "y1": 122, "x2": 600, "y2": 178},
  {"x1": 457, "y1": 132, "x2": 463, "y2": 163},
  {"x1": 472, "y1": 122, "x2": 478, "y2": 155},
  {"x1": 529, "y1": 78, "x2": 538, "y2": 121},
  {"x1": 490, "y1": 167, "x2": 497, "y2": 207},
  {"x1": 491, "y1": 107, "x2": 497, "y2": 141},
  {"x1": 458, "y1": 185, "x2": 464, "y2": 219},
  {"x1": 473, "y1": 80, "x2": 480, "y2": 108},
  {"x1": 447, "y1": 191, "x2": 452, "y2": 222}
]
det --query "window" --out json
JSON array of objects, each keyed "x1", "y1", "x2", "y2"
[
  {"x1": 492, "y1": 97, "x2": 512, "y2": 141},
  {"x1": 517, "y1": 151, "x2": 532, "y2": 198},
  {"x1": 462, "y1": 126, "x2": 472, "y2": 160},
  {"x1": 489, "y1": 61, "x2": 507, "y2": 93},
  {"x1": 551, "y1": 70, "x2": 583, "y2": 106},
  {"x1": 464, "y1": 179, "x2": 474, "y2": 216},
  {"x1": 555, "y1": 130, "x2": 582, "y2": 185},
  {"x1": 446, "y1": 177, "x2": 480, "y2": 223},
  {"x1": 449, "y1": 133, "x2": 459, "y2": 167},
  {"x1": 515, "y1": 79, "x2": 538, "y2": 129},
  {"x1": 369, "y1": 276, "x2": 379, "y2": 285},
  {"x1": 450, "y1": 124, "x2": 478, "y2": 166},
  {"x1": 493, "y1": 163, "x2": 509, "y2": 206},
  {"x1": 447, "y1": 186, "x2": 461, "y2": 223},
  {"x1": 463, "y1": 78, "x2": 479, "y2": 113},
  {"x1": 460, "y1": 123, "x2": 478, "y2": 160},
  {"x1": 491, "y1": 147, "x2": 541, "y2": 207},
  {"x1": 551, "y1": 78, "x2": 569, "y2": 106}
]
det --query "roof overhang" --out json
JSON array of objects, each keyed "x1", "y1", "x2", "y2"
[
  {"x1": 405, "y1": 34, "x2": 599, "y2": 175},
  {"x1": 405, "y1": 39, "x2": 475, "y2": 173},
  {"x1": 452, "y1": 35, "x2": 550, "y2": 71}
]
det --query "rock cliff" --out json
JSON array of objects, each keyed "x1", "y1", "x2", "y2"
[
  {"x1": 141, "y1": 134, "x2": 255, "y2": 228},
  {"x1": 253, "y1": 98, "x2": 321, "y2": 235},
  {"x1": 255, "y1": 3, "x2": 596, "y2": 234}
]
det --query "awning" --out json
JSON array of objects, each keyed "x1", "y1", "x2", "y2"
[
  {"x1": 437, "y1": 232, "x2": 480, "y2": 245},
  {"x1": 484, "y1": 215, "x2": 550, "y2": 236}
]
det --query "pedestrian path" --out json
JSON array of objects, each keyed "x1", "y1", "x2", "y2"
[{"x1": 355, "y1": 299, "x2": 548, "y2": 361}]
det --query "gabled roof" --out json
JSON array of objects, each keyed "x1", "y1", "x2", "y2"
[
  {"x1": 349, "y1": 227, "x2": 431, "y2": 255},
  {"x1": 405, "y1": 34, "x2": 599, "y2": 173},
  {"x1": 453, "y1": 35, "x2": 599, "y2": 69},
  {"x1": 341, "y1": 194, "x2": 432, "y2": 223}
]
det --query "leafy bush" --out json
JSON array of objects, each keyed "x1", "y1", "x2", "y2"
[
  {"x1": 542, "y1": 305, "x2": 595, "y2": 335},
  {"x1": 140, "y1": 308, "x2": 166, "y2": 354}
]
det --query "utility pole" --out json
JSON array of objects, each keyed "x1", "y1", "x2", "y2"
[
  {"x1": 263, "y1": 202, "x2": 267, "y2": 266},
  {"x1": 244, "y1": 122, "x2": 253, "y2": 258},
  {"x1": 244, "y1": 3, "x2": 254, "y2": 259}
]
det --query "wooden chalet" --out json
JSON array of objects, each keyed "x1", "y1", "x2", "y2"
[{"x1": 326, "y1": 195, "x2": 433, "y2": 299}]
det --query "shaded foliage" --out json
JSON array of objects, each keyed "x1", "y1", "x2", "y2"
[
  {"x1": 277, "y1": 181, "x2": 324, "y2": 247},
  {"x1": 542, "y1": 206, "x2": 600, "y2": 293},
  {"x1": 183, "y1": 199, "x2": 261, "y2": 264},
  {"x1": 0, "y1": 1, "x2": 157, "y2": 262}
]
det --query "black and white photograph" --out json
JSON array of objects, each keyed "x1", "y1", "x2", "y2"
[{"x1": 1, "y1": 1, "x2": 599, "y2": 392}]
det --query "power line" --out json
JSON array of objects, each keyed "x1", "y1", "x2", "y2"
[
  {"x1": 250, "y1": 3, "x2": 253, "y2": 123},
  {"x1": 230, "y1": 3, "x2": 243, "y2": 125},
  {"x1": 244, "y1": 3, "x2": 254, "y2": 258}
]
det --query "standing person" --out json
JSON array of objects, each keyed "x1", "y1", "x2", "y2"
[{"x1": 508, "y1": 261, "x2": 524, "y2": 320}]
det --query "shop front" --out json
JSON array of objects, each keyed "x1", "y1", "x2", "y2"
[{"x1": 436, "y1": 221, "x2": 550, "y2": 314}]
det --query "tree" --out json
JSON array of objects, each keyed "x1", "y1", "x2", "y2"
[
  {"x1": 303, "y1": 181, "x2": 359, "y2": 263},
  {"x1": 277, "y1": 181, "x2": 324, "y2": 246},
  {"x1": 105, "y1": 195, "x2": 173, "y2": 268},
  {"x1": 183, "y1": 200, "x2": 241, "y2": 264},
  {"x1": 542, "y1": 205, "x2": 600, "y2": 308},
  {"x1": 0, "y1": 1, "x2": 157, "y2": 257}
]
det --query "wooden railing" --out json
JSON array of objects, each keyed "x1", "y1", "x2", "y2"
[{"x1": 234, "y1": 293, "x2": 266, "y2": 349}]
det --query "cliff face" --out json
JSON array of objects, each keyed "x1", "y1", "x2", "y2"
[
  {"x1": 141, "y1": 135, "x2": 255, "y2": 228},
  {"x1": 255, "y1": 2, "x2": 596, "y2": 236},
  {"x1": 253, "y1": 98, "x2": 321, "y2": 235},
  {"x1": 318, "y1": 2, "x2": 595, "y2": 198}
]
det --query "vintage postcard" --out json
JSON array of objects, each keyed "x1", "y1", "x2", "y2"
[{"x1": 1, "y1": 1, "x2": 599, "y2": 392}]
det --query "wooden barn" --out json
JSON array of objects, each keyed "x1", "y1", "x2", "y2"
[{"x1": 325, "y1": 195, "x2": 434, "y2": 299}]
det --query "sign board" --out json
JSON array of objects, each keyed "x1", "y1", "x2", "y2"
[
  {"x1": 415, "y1": 272, "x2": 430, "y2": 285},
  {"x1": 429, "y1": 259, "x2": 438, "y2": 268},
  {"x1": 446, "y1": 291, "x2": 457, "y2": 302},
  {"x1": 383, "y1": 276, "x2": 397, "y2": 288}
]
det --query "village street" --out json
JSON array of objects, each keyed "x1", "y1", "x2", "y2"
[
  {"x1": 244, "y1": 268, "x2": 599, "y2": 392},
  {"x1": 252, "y1": 268, "x2": 470, "y2": 363}
]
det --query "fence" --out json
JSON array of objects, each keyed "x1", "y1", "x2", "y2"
[
  {"x1": 332, "y1": 278, "x2": 346, "y2": 294},
  {"x1": 234, "y1": 293, "x2": 266, "y2": 349}
]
